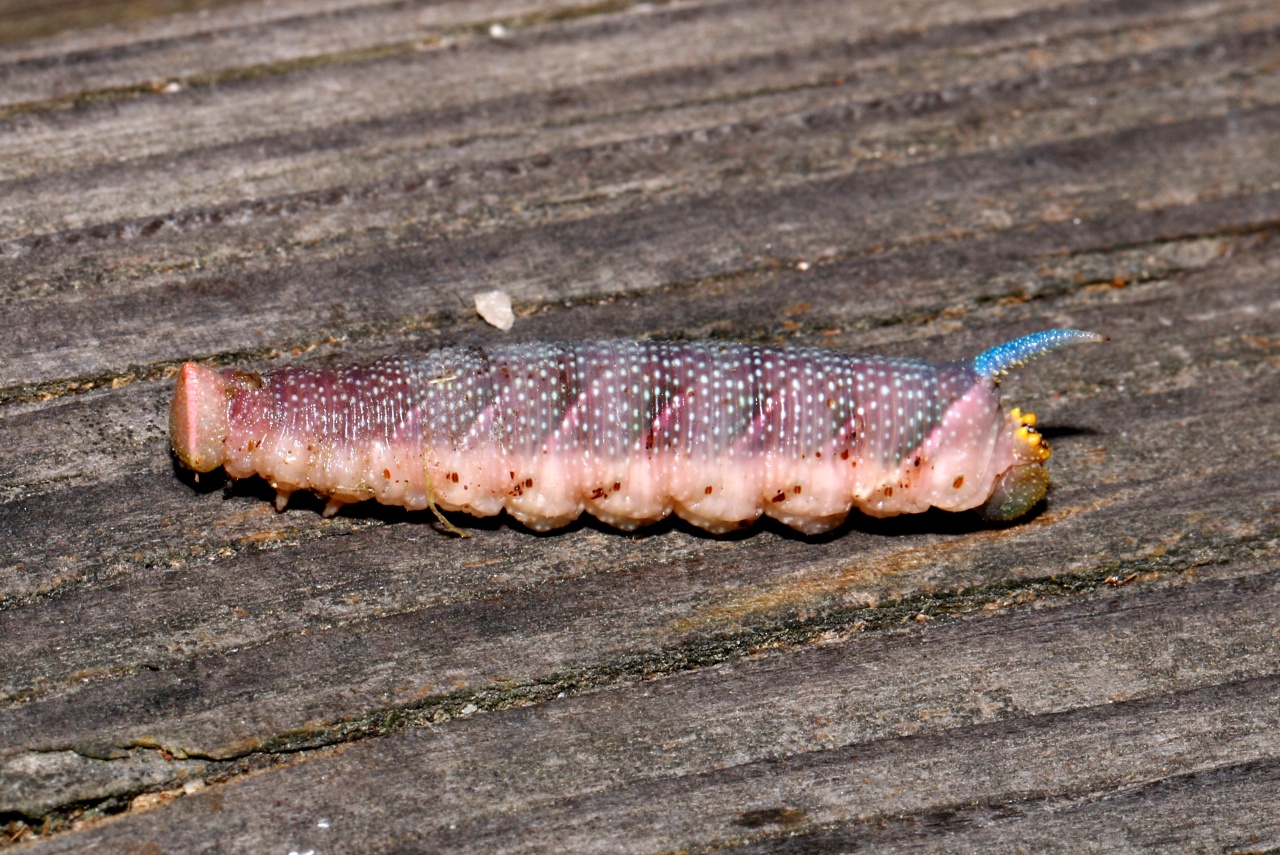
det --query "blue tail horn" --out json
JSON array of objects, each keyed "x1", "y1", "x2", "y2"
[{"x1": 971, "y1": 330, "x2": 1107, "y2": 380}]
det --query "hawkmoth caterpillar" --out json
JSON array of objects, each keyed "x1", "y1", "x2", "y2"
[{"x1": 171, "y1": 330, "x2": 1103, "y2": 534}]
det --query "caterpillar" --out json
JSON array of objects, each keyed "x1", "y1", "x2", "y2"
[{"x1": 171, "y1": 330, "x2": 1103, "y2": 534}]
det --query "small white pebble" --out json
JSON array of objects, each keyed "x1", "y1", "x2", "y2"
[
  {"x1": 488, "y1": 22, "x2": 509, "y2": 38},
  {"x1": 161, "y1": 80, "x2": 183, "y2": 94},
  {"x1": 474, "y1": 289, "x2": 515, "y2": 331},
  {"x1": 317, "y1": 819, "x2": 331, "y2": 829},
  {"x1": 796, "y1": 260, "x2": 810, "y2": 271}
]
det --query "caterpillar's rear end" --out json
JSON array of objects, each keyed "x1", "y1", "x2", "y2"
[{"x1": 171, "y1": 331, "x2": 1103, "y2": 533}]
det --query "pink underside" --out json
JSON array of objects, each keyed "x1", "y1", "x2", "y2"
[{"x1": 220, "y1": 379, "x2": 1024, "y2": 533}]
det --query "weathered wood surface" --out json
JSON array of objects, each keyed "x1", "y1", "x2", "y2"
[{"x1": 1, "y1": 0, "x2": 1277, "y2": 850}]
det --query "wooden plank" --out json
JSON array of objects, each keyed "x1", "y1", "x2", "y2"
[
  {"x1": 1, "y1": 0, "x2": 1278, "y2": 848},
  {"x1": 0, "y1": 1, "x2": 255, "y2": 49},
  {"x1": 3, "y1": 283, "x2": 1277, "y2": 755},
  {"x1": 4, "y1": 1, "x2": 1278, "y2": 385},
  {"x1": 18, "y1": 564, "x2": 1280, "y2": 851}
]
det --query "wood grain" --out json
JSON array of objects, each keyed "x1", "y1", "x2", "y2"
[{"x1": 1, "y1": 0, "x2": 1277, "y2": 849}]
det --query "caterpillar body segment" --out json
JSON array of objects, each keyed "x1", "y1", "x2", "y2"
[{"x1": 171, "y1": 332, "x2": 1103, "y2": 533}]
